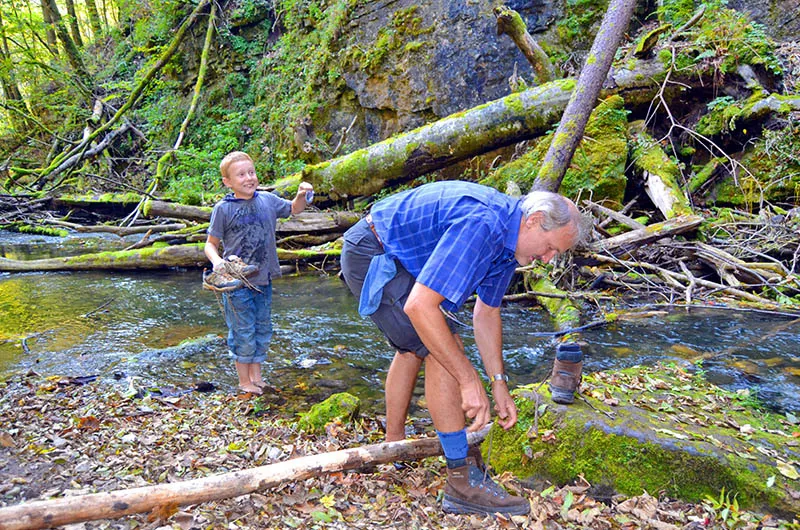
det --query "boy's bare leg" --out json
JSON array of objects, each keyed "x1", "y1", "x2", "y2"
[
  {"x1": 384, "y1": 351, "x2": 422, "y2": 442},
  {"x1": 236, "y1": 361, "x2": 261, "y2": 394},
  {"x1": 248, "y1": 362, "x2": 266, "y2": 388}
]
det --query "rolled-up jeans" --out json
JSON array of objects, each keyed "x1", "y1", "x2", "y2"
[{"x1": 222, "y1": 283, "x2": 272, "y2": 364}]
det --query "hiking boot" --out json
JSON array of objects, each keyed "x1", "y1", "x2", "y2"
[
  {"x1": 202, "y1": 269, "x2": 243, "y2": 292},
  {"x1": 549, "y1": 342, "x2": 583, "y2": 404},
  {"x1": 442, "y1": 456, "x2": 530, "y2": 516}
]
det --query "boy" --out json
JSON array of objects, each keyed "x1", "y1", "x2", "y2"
[{"x1": 204, "y1": 151, "x2": 313, "y2": 395}]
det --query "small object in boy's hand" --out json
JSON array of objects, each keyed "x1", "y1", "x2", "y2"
[{"x1": 306, "y1": 190, "x2": 314, "y2": 204}]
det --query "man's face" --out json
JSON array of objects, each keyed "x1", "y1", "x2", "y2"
[
  {"x1": 515, "y1": 212, "x2": 577, "y2": 266},
  {"x1": 223, "y1": 159, "x2": 259, "y2": 199}
]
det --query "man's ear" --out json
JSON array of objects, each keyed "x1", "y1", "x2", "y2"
[{"x1": 525, "y1": 211, "x2": 542, "y2": 228}]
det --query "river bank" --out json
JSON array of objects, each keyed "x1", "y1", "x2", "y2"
[{"x1": 1, "y1": 372, "x2": 797, "y2": 529}]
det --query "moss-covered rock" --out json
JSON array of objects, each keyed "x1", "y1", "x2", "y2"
[
  {"x1": 484, "y1": 362, "x2": 800, "y2": 516},
  {"x1": 296, "y1": 392, "x2": 360, "y2": 434},
  {"x1": 704, "y1": 122, "x2": 800, "y2": 208},
  {"x1": 481, "y1": 95, "x2": 629, "y2": 206}
]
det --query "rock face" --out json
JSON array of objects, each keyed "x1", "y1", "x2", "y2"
[
  {"x1": 731, "y1": 0, "x2": 800, "y2": 40},
  {"x1": 486, "y1": 363, "x2": 800, "y2": 516},
  {"x1": 336, "y1": 0, "x2": 559, "y2": 145}
]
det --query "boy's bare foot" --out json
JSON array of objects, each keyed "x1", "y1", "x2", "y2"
[{"x1": 238, "y1": 384, "x2": 262, "y2": 395}]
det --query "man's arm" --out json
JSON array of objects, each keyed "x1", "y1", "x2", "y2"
[
  {"x1": 473, "y1": 297, "x2": 518, "y2": 430},
  {"x1": 404, "y1": 282, "x2": 491, "y2": 432}
]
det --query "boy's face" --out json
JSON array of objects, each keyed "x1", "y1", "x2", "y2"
[{"x1": 223, "y1": 159, "x2": 259, "y2": 199}]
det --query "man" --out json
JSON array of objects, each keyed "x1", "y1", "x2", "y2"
[{"x1": 340, "y1": 181, "x2": 581, "y2": 516}]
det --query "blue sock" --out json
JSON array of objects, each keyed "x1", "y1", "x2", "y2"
[
  {"x1": 556, "y1": 342, "x2": 583, "y2": 363},
  {"x1": 437, "y1": 429, "x2": 468, "y2": 469}
]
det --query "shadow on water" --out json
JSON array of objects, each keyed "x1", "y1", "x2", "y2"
[{"x1": 1, "y1": 230, "x2": 799, "y2": 416}]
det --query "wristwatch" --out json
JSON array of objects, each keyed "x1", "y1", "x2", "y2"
[{"x1": 492, "y1": 373, "x2": 509, "y2": 383}]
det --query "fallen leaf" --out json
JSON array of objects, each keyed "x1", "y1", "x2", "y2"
[{"x1": 777, "y1": 460, "x2": 799, "y2": 480}]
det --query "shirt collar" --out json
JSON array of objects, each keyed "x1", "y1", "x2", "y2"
[
  {"x1": 223, "y1": 190, "x2": 258, "y2": 202},
  {"x1": 504, "y1": 201, "x2": 523, "y2": 253}
]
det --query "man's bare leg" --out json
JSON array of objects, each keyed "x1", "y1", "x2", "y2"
[
  {"x1": 424, "y1": 353, "x2": 465, "y2": 433},
  {"x1": 384, "y1": 351, "x2": 422, "y2": 442}
]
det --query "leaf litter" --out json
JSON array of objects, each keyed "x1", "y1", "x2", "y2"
[{"x1": 1, "y1": 372, "x2": 798, "y2": 529}]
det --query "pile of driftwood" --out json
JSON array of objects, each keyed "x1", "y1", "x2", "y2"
[
  {"x1": 537, "y1": 201, "x2": 800, "y2": 313},
  {"x1": 0, "y1": 198, "x2": 359, "y2": 272}
]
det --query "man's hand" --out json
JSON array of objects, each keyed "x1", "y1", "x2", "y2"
[
  {"x1": 461, "y1": 371, "x2": 491, "y2": 432},
  {"x1": 491, "y1": 381, "x2": 518, "y2": 430}
]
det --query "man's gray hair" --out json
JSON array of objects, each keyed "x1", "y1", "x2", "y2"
[{"x1": 520, "y1": 190, "x2": 576, "y2": 232}]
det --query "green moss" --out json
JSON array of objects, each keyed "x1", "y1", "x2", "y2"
[
  {"x1": 481, "y1": 95, "x2": 628, "y2": 204},
  {"x1": 487, "y1": 363, "x2": 798, "y2": 513},
  {"x1": 296, "y1": 392, "x2": 360, "y2": 434},
  {"x1": 705, "y1": 122, "x2": 800, "y2": 207},
  {"x1": 1, "y1": 223, "x2": 69, "y2": 237},
  {"x1": 660, "y1": 0, "x2": 782, "y2": 78}
]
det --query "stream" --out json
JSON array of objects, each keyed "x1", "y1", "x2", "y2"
[{"x1": 2, "y1": 230, "x2": 799, "y2": 417}]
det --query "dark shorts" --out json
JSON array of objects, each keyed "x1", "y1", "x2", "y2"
[{"x1": 340, "y1": 219, "x2": 457, "y2": 358}]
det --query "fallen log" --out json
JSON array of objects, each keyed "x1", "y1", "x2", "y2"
[
  {"x1": 47, "y1": 221, "x2": 186, "y2": 236},
  {"x1": 272, "y1": 57, "x2": 680, "y2": 200},
  {"x1": 588, "y1": 214, "x2": 704, "y2": 254},
  {"x1": 0, "y1": 427, "x2": 489, "y2": 530},
  {"x1": 143, "y1": 200, "x2": 360, "y2": 233},
  {"x1": 0, "y1": 243, "x2": 341, "y2": 272}
]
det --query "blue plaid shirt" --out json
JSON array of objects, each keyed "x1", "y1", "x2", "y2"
[{"x1": 370, "y1": 182, "x2": 522, "y2": 311}]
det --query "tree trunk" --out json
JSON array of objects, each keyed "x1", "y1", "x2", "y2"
[
  {"x1": 286, "y1": 57, "x2": 675, "y2": 201},
  {"x1": 65, "y1": 0, "x2": 83, "y2": 47},
  {"x1": 28, "y1": 0, "x2": 211, "y2": 184},
  {"x1": 42, "y1": 0, "x2": 91, "y2": 89},
  {"x1": 0, "y1": 11, "x2": 28, "y2": 131},
  {"x1": 494, "y1": 6, "x2": 554, "y2": 85},
  {"x1": 0, "y1": 241, "x2": 343, "y2": 272},
  {"x1": 84, "y1": 0, "x2": 103, "y2": 38},
  {"x1": 533, "y1": 0, "x2": 639, "y2": 192},
  {"x1": 39, "y1": 0, "x2": 58, "y2": 55},
  {"x1": 0, "y1": 428, "x2": 489, "y2": 530}
]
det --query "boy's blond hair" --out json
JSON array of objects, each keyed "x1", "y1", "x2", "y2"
[{"x1": 220, "y1": 151, "x2": 253, "y2": 180}]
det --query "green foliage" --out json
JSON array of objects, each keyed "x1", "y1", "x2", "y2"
[
  {"x1": 250, "y1": 0, "x2": 354, "y2": 165},
  {"x1": 555, "y1": 0, "x2": 609, "y2": 51},
  {"x1": 664, "y1": 0, "x2": 782, "y2": 77},
  {"x1": 702, "y1": 488, "x2": 761, "y2": 529}
]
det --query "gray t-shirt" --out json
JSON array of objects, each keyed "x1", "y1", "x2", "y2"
[{"x1": 207, "y1": 191, "x2": 292, "y2": 286}]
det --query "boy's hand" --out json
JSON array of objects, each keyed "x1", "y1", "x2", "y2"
[
  {"x1": 212, "y1": 260, "x2": 227, "y2": 274},
  {"x1": 298, "y1": 182, "x2": 314, "y2": 203}
]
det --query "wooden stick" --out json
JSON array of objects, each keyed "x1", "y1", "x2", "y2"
[{"x1": 0, "y1": 427, "x2": 490, "y2": 530}]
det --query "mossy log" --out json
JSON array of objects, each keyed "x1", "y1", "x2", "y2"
[
  {"x1": 489, "y1": 363, "x2": 800, "y2": 515},
  {"x1": 628, "y1": 125, "x2": 693, "y2": 218},
  {"x1": 588, "y1": 214, "x2": 704, "y2": 254},
  {"x1": 273, "y1": 57, "x2": 677, "y2": 201},
  {"x1": 533, "y1": 0, "x2": 638, "y2": 192},
  {"x1": 143, "y1": 200, "x2": 360, "y2": 234},
  {"x1": 0, "y1": 427, "x2": 489, "y2": 530},
  {"x1": 493, "y1": 6, "x2": 554, "y2": 85},
  {"x1": 0, "y1": 243, "x2": 341, "y2": 272}
]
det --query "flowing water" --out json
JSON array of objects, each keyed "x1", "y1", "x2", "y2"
[{"x1": 2, "y1": 230, "x2": 799, "y2": 417}]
